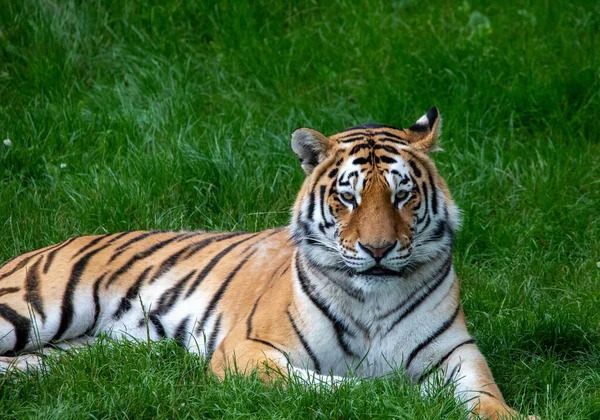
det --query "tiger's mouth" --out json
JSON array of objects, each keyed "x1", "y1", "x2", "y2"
[{"x1": 358, "y1": 265, "x2": 404, "y2": 277}]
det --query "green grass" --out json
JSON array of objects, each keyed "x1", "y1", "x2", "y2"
[{"x1": 0, "y1": 0, "x2": 599, "y2": 418}]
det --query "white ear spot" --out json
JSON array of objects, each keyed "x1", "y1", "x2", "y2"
[{"x1": 415, "y1": 114, "x2": 429, "y2": 126}]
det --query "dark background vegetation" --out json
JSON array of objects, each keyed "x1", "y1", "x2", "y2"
[{"x1": 0, "y1": 0, "x2": 598, "y2": 418}]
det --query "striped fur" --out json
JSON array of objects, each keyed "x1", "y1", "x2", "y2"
[{"x1": 0, "y1": 107, "x2": 536, "y2": 419}]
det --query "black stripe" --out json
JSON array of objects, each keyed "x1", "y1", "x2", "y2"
[
  {"x1": 149, "y1": 313, "x2": 167, "y2": 338},
  {"x1": 417, "y1": 182, "x2": 429, "y2": 224},
  {"x1": 197, "y1": 248, "x2": 259, "y2": 327},
  {"x1": 409, "y1": 160, "x2": 422, "y2": 178},
  {"x1": 174, "y1": 231, "x2": 205, "y2": 242},
  {"x1": 24, "y1": 257, "x2": 45, "y2": 323},
  {"x1": 349, "y1": 143, "x2": 370, "y2": 154},
  {"x1": 0, "y1": 287, "x2": 20, "y2": 297},
  {"x1": 405, "y1": 304, "x2": 461, "y2": 369},
  {"x1": 384, "y1": 257, "x2": 453, "y2": 336},
  {"x1": 0, "y1": 253, "x2": 25, "y2": 272},
  {"x1": 43, "y1": 237, "x2": 77, "y2": 274},
  {"x1": 444, "y1": 363, "x2": 461, "y2": 386},
  {"x1": 72, "y1": 234, "x2": 110, "y2": 259},
  {"x1": 295, "y1": 254, "x2": 357, "y2": 357},
  {"x1": 352, "y1": 157, "x2": 369, "y2": 165},
  {"x1": 246, "y1": 295, "x2": 263, "y2": 338},
  {"x1": 0, "y1": 242, "x2": 64, "y2": 279},
  {"x1": 279, "y1": 262, "x2": 294, "y2": 278},
  {"x1": 476, "y1": 390, "x2": 500, "y2": 400},
  {"x1": 148, "y1": 246, "x2": 191, "y2": 284},
  {"x1": 182, "y1": 232, "x2": 246, "y2": 261},
  {"x1": 174, "y1": 316, "x2": 191, "y2": 347},
  {"x1": 307, "y1": 191, "x2": 316, "y2": 220},
  {"x1": 245, "y1": 276, "x2": 287, "y2": 357},
  {"x1": 108, "y1": 231, "x2": 165, "y2": 262},
  {"x1": 427, "y1": 172, "x2": 438, "y2": 215},
  {"x1": 314, "y1": 265, "x2": 364, "y2": 302},
  {"x1": 419, "y1": 220, "x2": 449, "y2": 246},
  {"x1": 416, "y1": 338, "x2": 475, "y2": 383},
  {"x1": 113, "y1": 267, "x2": 153, "y2": 320},
  {"x1": 403, "y1": 149, "x2": 431, "y2": 175},
  {"x1": 377, "y1": 137, "x2": 407, "y2": 145},
  {"x1": 1, "y1": 256, "x2": 35, "y2": 281},
  {"x1": 52, "y1": 242, "x2": 114, "y2": 342},
  {"x1": 341, "y1": 135, "x2": 367, "y2": 143},
  {"x1": 185, "y1": 233, "x2": 261, "y2": 298},
  {"x1": 113, "y1": 231, "x2": 162, "y2": 252},
  {"x1": 305, "y1": 159, "x2": 333, "y2": 224},
  {"x1": 331, "y1": 277, "x2": 365, "y2": 302},
  {"x1": 207, "y1": 313, "x2": 223, "y2": 358},
  {"x1": 372, "y1": 130, "x2": 405, "y2": 140},
  {"x1": 74, "y1": 231, "x2": 135, "y2": 261},
  {"x1": 247, "y1": 337, "x2": 286, "y2": 354},
  {"x1": 430, "y1": 275, "x2": 457, "y2": 313},
  {"x1": 155, "y1": 270, "x2": 197, "y2": 314},
  {"x1": 287, "y1": 309, "x2": 321, "y2": 373},
  {"x1": 290, "y1": 220, "x2": 313, "y2": 246},
  {"x1": 375, "y1": 144, "x2": 401, "y2": 154},
  {"x1": 379, "y1": 155, "x2": 397, "y2": 164},
  {"x1": 0, "y1": 303, "x2": 31, "y2": 353},
  {"x1": 105, "y1": 234, "x2": 182, "y2": 289},
  {"x1": 105, "y1": 231, "x2": 137, "y2": 244},
  {"x1": 86, "y1": 273, "x2": 107, "y2": 335},
  {"x1": 319, "y1": 185, "x2": 334, "y2": 228},
  {"x1": 378, "y1": 256, "x2": 451, "y2": 320},
  {"x1": 340, "y1": 131, "x2": 367, "y2": 143}
]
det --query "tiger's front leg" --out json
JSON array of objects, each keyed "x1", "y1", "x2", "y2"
[
  {"x1": 420, "y1": 341, "x2": 538, "y2": 420},
  {"x1": 209, "y1": 338, "x2": 348, "y2": 387},
  {"x1": 209, "y1": 338, "x2": 288, "y2": 382}
]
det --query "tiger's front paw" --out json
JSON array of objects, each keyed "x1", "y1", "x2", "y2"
[{"x1": 473, "y1": 398, "x2": 539, "y2": 420}]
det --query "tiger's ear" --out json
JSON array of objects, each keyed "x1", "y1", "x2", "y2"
[
  {"x1": 291, "y1": 128, "x2": 333, "y2": 175},
  {"x1": 404, "y1": 106, "x2": 443, "y2": 153}
]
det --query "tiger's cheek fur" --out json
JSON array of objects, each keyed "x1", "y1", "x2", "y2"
[{"x1": 396, "y1": 198, "x2": 418, "y2": 249}]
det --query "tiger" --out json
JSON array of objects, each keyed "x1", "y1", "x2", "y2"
[{"x1": 0, "y1": 107, "x2": 537, "y2": 419}]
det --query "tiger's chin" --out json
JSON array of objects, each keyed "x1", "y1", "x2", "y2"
[{"x1": 349, "y1": 259, "x2": 427, "y2": 280}]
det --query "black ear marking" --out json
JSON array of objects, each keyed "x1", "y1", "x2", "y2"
[
  {"x1": 408, "y1": 122, "x2": 429, "y2": 132},
  {"x1": 426, "y1": 106, "x2": 438, "y2": 130},
  {"x1": 409, "y1": 106, "x2": 439, "y2": 132}
]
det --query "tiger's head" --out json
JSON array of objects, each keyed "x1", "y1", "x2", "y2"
[{"x1": 290, "y1": 107, "x2": 460, "y2": 282}]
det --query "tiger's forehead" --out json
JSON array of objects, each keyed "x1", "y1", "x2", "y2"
[
  {"x1": 319, "y1": 124, "x2": 427, "y2": 192},
  {"x1": 330, "y1": 123, "x2": 410, "y2": 146},
  {"x1": 330, "y1": 145, "x2": 412, "y2": 194},
  {"x1": 330, "y1": 123, "x2": 413, "y2": 168}
]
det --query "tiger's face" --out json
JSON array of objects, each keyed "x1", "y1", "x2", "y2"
[{"x1": 291, "y1": 107, "x2": 460, "y2": 282}]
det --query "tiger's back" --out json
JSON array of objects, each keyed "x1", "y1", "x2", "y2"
[{"x1": 0, "y1": 228, "x2": 292, "y2": 357}]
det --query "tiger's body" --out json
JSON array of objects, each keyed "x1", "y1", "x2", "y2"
[{"x1": 0, "y1": 107, "x2": 536, "y2": 419}]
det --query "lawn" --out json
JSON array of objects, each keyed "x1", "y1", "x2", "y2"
[{"x1": 0, "y1": 0, "x2": 599, "y2": 418}]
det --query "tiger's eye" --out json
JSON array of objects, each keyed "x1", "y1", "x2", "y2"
[
  {"x1": 340, "y1": 192, "x2": 356, "y2": 203},
  {"x1": 395, "y1": 191, "x2": 409, "y2": 202}
]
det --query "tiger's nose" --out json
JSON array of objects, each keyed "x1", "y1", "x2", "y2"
[{"x1": 358, "y1": 242, "x2": 396, "y2": 260}]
